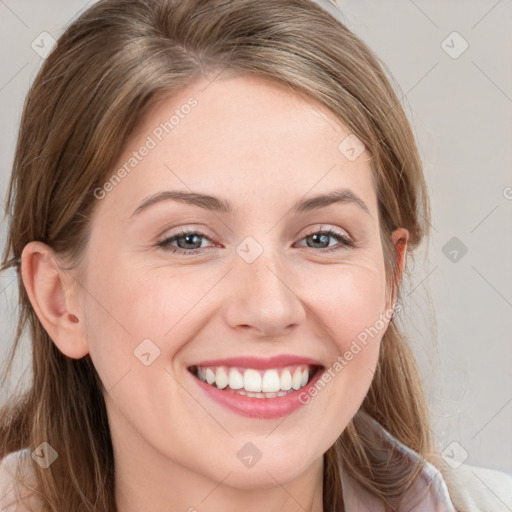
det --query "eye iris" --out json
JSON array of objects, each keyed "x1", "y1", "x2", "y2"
[
  {"x1": 178, "y1": 233, "x2": 202, "y2": 249},
  {"x1": 308, "y1": 233, "x2": 329, "y2": 248}
]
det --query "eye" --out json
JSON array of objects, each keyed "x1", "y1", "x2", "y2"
[
  {"x1": 156, "y1": 229, "x2": 215, "y2": 255},
  {"x1": 295, "y1": 226, "x2": 355, "y2": 253}
]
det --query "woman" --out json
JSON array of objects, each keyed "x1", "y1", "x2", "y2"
[{"x1": 0, "y1": 0, "x2": 510, "y2": 510}]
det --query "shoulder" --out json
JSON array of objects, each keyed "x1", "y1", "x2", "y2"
[
  {"x1": 0, "y1": 448, "x2": 44, "y2": 511},
  {"x1": 442, "y1": 461, "x2": 512, "y2": 512},
  {"x1": 355, "y1": 411, "x2": 512, "y2": 511}
]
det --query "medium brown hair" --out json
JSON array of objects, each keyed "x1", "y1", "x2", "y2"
[{"x1": 1, "y1": 0, "x2": 448, "y2": 510}]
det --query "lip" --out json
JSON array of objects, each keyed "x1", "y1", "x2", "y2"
[
  {"x1": 188, "y1": 364, "x2": 325, "y2": 419},
  {"x1": 188, "y1": 355, "x2": 323, "y2": 370}
]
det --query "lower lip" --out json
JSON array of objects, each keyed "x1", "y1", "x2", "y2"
[{"x1": 189, "y1": 367, "x2": 324, "y2": 419}]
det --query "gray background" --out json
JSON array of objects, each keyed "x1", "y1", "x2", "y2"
[{"x1": 1, "y1": 0, "x2": 511, "y2": 477}]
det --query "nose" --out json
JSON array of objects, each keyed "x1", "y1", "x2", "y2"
[{"x1": 223, "y1": 244, "x2": 306, "y2": 338}]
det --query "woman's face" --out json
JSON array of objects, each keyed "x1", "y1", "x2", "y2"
[{"x1": 74, "y1": 74, "x2": 406, "y2": 490}]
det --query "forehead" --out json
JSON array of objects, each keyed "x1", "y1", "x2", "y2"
[{"x1": 97, "y1": 73, "x2": 377, "y2": 220}]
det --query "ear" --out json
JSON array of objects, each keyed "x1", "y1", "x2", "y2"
[
  {"x1": 386, "y1": 227, "x2": 409, "y2": 311},
  {"x1": 20, "y1": 241, "x2": 89, "y2": 359}
]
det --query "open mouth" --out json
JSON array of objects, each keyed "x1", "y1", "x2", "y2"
[{"x1": 188, "y1": 364, "x2": 323, "y2": 399}]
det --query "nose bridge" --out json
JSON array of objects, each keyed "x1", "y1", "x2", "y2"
[
  {"x1": 237, "y1": 234, "x2": 288, "y2": 295},
  {"x1": 227, "y1": 233, "x2": 304, "y2": 332}
]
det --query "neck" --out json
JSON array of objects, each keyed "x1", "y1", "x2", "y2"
[{"x1": 113, "y1": 437, "x2": 324, "y2": 512}]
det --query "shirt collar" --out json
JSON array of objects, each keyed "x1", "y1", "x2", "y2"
[{"x1": 339, "y1": 411, "x2": 456, "y2": 511}]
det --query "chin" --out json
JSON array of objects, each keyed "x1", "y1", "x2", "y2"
[{"x1": 217, "y1": 461, "x2": 310, "y2": 490}]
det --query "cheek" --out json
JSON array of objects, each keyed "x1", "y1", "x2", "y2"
[
  {"x1": 302, "y1": 262, "x2": 387, "y2": 406},
  {"x1": 304, "y1": 261, "x2": 388, "y2": 352},
  {"x1": 81, "y1": 264, "x2": 214, "y2": 382}
]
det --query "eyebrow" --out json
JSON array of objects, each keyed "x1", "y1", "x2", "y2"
[{"x1": 130, "y1": 188, "x2": 371, "y2": 218}]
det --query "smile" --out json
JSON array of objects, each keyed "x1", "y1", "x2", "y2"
[
  {"x1": 190, "y1": 364, "x2": 319, "y2": 398},
  {"x1": 187, "y1": 358, "x2": 325, "y2": 419}
]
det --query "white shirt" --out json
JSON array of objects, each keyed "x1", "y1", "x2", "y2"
[{"x1": 341, "y1": 411, "x2": 512, "y2": 511}]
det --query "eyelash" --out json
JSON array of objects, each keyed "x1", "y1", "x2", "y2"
[{"x1": 156, "y1": 226, "x2": 356, "y2": 255}]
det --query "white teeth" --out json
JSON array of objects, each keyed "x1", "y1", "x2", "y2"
[
  {"x1": 236, "y1": 390, "x2": 289, "y2": 399},
  {"x1": 291, "y1": 368, "x2": 303, "y2": 390},
  {"x1": 243, "y1": 369, "x2": 262, "y2": 392},
  {"x1": 261, "y1": 369, "x2": 280, "y2": 392},
  {"x1": 194, "y1": 364, "x2": 317, "y2": 395},
  {"x1": 215, "y1": 368, "x2": 228, "y2": 389},
  {"x1": 228, "y1": 368, "x2": 244, "y2": 390},
  {"x1": 205, "y1": 368, "x2": 215, "y2": 385},
  {"x1": 280, "y1": 369, "x2": 292, "y2": 390}
]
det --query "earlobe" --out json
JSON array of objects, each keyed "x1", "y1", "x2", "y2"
[{"x1": 20, "y1": 241, "x2": 89, "y2": 359}]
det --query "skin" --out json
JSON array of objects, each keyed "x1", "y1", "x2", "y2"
[{"x1": 21, "y1": 73, "x2": 408, "y2": 512}]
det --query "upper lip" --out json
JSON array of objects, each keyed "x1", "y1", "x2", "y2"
[{"x1": 188, "y1": 355, "x2": 323, "y2": 370}]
